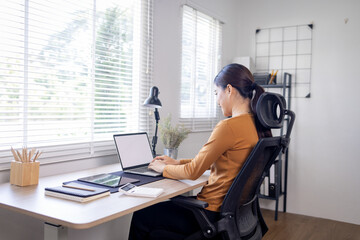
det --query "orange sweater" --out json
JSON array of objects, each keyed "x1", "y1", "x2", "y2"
[{"x1": 163, "y1": 113, "x2": 258, "y2": 212}]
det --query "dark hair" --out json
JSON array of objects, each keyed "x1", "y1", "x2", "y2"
[{"x1": 214, "y1": 63, "x2": 271, "y2": 138}]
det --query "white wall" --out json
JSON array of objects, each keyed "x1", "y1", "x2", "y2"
[{"x1": 235, "y1": 0, "x2": 360, "y2": 224}]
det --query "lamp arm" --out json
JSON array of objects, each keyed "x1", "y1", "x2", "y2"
[{"x1": 151, "y1": 108, "x2": 160, "y2": 157}]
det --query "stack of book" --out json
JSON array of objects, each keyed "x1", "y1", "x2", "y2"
[{"x1": 45, "y1": 182, "x2": 110, "y2": 203}]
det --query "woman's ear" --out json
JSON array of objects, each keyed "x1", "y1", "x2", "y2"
[{"x1": 227, "y1": 84, "x2": 233, "y2": 94}]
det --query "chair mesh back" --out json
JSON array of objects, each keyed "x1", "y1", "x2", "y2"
[{"x1": 221, "y1": 137, "x2": 282, "y2": 213}]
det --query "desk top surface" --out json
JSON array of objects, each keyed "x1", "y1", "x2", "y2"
[{"x1": 0, "y1": 164, "x2": 209, "y2": 229}]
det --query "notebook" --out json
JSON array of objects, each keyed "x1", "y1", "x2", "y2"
[
  {"x1": 45, "y1": 182, "x2": 110, "y2": 203},
  {"x1": 113, "y1": 132, "x2": 162, "y2": 177}
]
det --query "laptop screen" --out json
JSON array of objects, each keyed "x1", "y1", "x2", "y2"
[{"x1": 114, "y1": 133, "x2": 154, "y2": 169}]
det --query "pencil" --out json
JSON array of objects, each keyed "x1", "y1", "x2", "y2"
[
  {"x1": 62, "y1": 184, "x2": 96, "y2": 192},
  {"x1": 11, "y1": 147, "x2": 21, "y2": 162},
  {"x1": 16, "y1": 150, "x2": 23, "y2": 162},
  {"x1": 34, "y1": 151, "x2": 42, "y2": 161},
  {"x1": 29, "y1": 148, "x2": 36, "y2": 162}
]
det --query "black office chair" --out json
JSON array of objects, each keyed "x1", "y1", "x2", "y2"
[{"x1": 170, "y1": 92, "x2": 296, "y2": 240}]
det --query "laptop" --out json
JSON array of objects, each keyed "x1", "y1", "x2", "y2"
[{"x1": 113, "y1": 132, "x2": 162, "y2": 177}]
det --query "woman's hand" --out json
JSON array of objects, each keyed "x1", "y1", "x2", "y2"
[
  {"x1": 148, "y1": 160, "x2": 166, "y2": 173},
  {"x1": 152, "y1": 155, "x2": 180, "y2": 165}
]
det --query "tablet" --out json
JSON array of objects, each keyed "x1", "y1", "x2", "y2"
[{"x1": 78, "y1": 173, "x2": 139, "y2": 188}]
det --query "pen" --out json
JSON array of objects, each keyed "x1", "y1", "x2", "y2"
[{"x1": 62, "y1": 184, "x2": 96, "y2": 192}]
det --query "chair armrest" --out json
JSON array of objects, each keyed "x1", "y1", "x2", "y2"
[
  {"x1": 171, "y1": 196, "x2": 209, "y2": 209},
  {"x1": 171, "y1": 196, "x2": 216, "y2": 239}
]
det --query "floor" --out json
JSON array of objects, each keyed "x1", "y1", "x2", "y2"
[{"x1": 261, "y1": 209, "x2": 360, "y2": 240}]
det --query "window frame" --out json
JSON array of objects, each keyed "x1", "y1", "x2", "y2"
[
  {"x1": 0, "y1": 0, "x2": 154, "y2": 169},
  {"x1": 179, "y1": 5, "x2": 223, "y2": 132}
]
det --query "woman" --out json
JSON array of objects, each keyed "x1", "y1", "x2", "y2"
[{"x1": 128, "y1": 63, "x2": 270, "y2": 240}]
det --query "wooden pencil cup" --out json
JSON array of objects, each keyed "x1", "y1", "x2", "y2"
[{"x1": 10, "y1": 161, "x2": 40, "y2": 186}]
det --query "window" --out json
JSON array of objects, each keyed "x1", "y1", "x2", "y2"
[
  {"x1": 180, "y1": 5, "x2": 222, "y2": 131},
  {"x1": 0, "y1": 0, "x2": 153, "y2": 168}
]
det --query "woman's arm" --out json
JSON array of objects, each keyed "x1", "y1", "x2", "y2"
[
  {"x1": 179, "y1": 159, "x2": 192, "y2": 164},
  {"x1": 152, "y1": 155, "x2": 180, "y2": 165},
  {"x1": 151, "y1": 155, "x2": 192, "y2": 165},
  {"x1": 161, "y1": 121, "x2": 235, "y2": 180},
  {"x1": 148, "y1": 156, "x2": 193, "y2": 173}
]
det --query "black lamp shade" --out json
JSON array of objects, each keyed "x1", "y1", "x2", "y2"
[{"x1": 143, "y1": 86, "x2": 162, "y2": 108}]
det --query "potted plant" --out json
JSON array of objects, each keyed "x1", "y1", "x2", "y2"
[{"x1": 159, "y1": 115, "x2": 190, "y2": 159}]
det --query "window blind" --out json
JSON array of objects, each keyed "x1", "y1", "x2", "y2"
[
  {"x1": 179, "y1": 5, "x2": 222, "y2": 131},
  {"x1": 0, "y1": 0, "x2": 153, "y2": 168}
]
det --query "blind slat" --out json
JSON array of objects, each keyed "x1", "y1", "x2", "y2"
[{"x1": 179, "y1": 5, "x2": 222, "y2": 131}]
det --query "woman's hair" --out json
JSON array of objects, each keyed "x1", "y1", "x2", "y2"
[{"x1": 214, "y1": 63, "x2": 272, "y2": 138}]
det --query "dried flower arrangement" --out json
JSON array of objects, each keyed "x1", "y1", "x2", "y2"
[{"x1": 159, "y1": 115, "x2": 190, "y2": 149}]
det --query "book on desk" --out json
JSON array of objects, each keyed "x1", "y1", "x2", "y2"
[{"x1": 45, "y1": 182, "x2": 110, "y2": 203}]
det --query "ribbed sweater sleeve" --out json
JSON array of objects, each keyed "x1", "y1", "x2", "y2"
[
  {"x1": 179, "y1": 159, "x2": 192, "y2": 164},
  {"x1": 163, "y1": 121, "x2": 234, "y2": 180}
]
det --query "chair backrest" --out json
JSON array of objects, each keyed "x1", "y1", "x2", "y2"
[
  {"x1": 220, "y1": 92, "x2": 295, "y2": 238},
  {"x1": 221, "y1": 137, "x2": 282, "y2": 212}
]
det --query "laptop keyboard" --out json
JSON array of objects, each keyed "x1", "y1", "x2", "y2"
[{"x1": 132, "y1": 166, "x2": 152, "y2": 173}]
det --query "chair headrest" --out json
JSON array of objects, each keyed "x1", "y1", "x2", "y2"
[{"x1": 256, "y1": 92, "x2": 286, "y2": 129}]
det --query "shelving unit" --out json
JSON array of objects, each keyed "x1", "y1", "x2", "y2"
[{"x1": 259, "y1": 72, "x2": 292, "y2": 221}]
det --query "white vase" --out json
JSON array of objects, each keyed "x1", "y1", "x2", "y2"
[{"x1": 164, "y1": 148, "x2": 178, "y2": 159}]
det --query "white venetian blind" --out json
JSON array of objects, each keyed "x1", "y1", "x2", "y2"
[
  {"x1": 180, "y1": 5, "x2": 222, "y2": 131},
  {"x1": 0, "y1": 0, "x2": 153, "y2": 168}
]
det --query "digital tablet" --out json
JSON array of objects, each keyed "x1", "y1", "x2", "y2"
[{"x1": 78, "y1": 173, "x2": 139, "y2": 188}]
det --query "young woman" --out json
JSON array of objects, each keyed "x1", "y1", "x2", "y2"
[{"x1": 128, "y1": 64, "x2": 270, "y2": 240}]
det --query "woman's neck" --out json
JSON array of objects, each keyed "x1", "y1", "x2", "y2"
[
  {"x1": 231, "y1": 99, "x2": 251, "y2": 117},
  {"x1": 232, "y1": 109, "x2": 251, "y2": 117}
]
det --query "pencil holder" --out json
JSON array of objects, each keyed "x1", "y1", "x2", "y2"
[{"x1": 10, "y1": 161, "x2": 40, "y2": 186}]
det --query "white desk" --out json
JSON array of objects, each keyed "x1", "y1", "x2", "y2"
[{"x1": 0, "y1": 164, "x2": 209, "y2": 240}]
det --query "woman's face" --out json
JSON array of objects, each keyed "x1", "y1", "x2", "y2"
[{"x1": 215, "y1": 85, "x2": 232, "y2": 117}]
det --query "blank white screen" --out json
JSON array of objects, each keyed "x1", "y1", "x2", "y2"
[{"x1": 114, "y1": 133, "x2": 153, "y2": 169}]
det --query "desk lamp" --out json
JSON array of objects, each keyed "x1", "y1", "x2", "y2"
[{"x1": 143, "y1": 86, "x2": 162, "y2": 157}]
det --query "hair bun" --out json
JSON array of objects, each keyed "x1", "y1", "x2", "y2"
[{"x1": 251, "y1": 82, "x2": 257, "y2": 90}]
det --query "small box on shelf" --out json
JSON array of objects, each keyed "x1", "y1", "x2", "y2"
[
  {"x1": 253, "y1": 73, "x2": 270, "y2": 85},
  {"x1": 253, "y1": 73, "x2": 277, "y2": 85}
]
